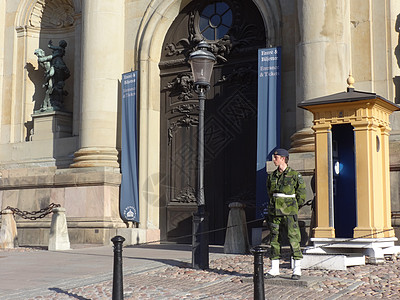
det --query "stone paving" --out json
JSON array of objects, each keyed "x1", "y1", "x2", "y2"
[{"x1": 17, "y1": 248, "x2": 400, "y2": 300}]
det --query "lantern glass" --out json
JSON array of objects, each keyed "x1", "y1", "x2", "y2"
[
  {"x1": 189, "y1": 57, "x2": 215, "y2": 86},
  {"x1": 189, "y1": 41, "x2": 216, "y2": 87}
]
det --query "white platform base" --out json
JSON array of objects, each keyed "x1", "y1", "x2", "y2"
[
  {"x1": 302, "y1": 237, "x2": 400, "y2": 270},
  {"x1": 302, "y1": 253, "x2": 365, "y2": 270}
]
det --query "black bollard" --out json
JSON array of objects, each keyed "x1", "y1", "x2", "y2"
[
  {"x1": 112, "y1": 235, "x2": 125, "y2": 300},
  {"x1": 251, "y1": 246, "x2": 267, "y2": 300},
  {"x1": 192, "y1": 208, "x2": 209, "y2": 270}
]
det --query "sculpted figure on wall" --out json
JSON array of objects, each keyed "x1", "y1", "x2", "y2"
[{"x1": 34, "y1": 40, "x2": 70, "y2": 112}]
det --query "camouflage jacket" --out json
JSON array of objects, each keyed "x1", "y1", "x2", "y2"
[{"x1": 266, "y1": 166, "x2": 306, "y2": 216}]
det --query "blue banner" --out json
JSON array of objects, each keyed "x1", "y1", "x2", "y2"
[
  {"x1": 120, "y1": 71, "x2": 140, "y2": 223},
  {"x1": 256, "y1": 47, "x2": 282, "y2": 219}
]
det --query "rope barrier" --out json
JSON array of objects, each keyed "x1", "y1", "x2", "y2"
[
  {"x1": 127, "y1": 215, "x2": 398, "y2": 263},
  {"x1": 126, "y1": 217, "x2": 266, "y2": 247},
  {"x1": 1, "y1": 203, "x2": 398, "y2": 261}
]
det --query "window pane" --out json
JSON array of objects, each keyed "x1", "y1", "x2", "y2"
[
  {"x1": 216, "y1": 2, "x2": 230, "y2": 14},
  {"x1": 202, "y1": 5, "x2": 214, "y2": 17},
  {"x1": 210, "y1": 15, "x2": 221, "y2": 27},
  {"x1": 200, "y1": 2, "x2": 232, "y2": 41},
  {"x1": 202, "y1": 27, "x2": 215, "y2": 40},
  {"x1": 217, "y1": 25, "x2": 229, "y2": 37},
  {"x1": 221, "y1": 10, "x2": 232, "y2": 27},
  {"x1": 200, "y1": 15, "x2": 209, "y2": 30}
]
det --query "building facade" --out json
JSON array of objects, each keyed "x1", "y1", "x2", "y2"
[{"x1": 0, "y1": 0, "x2": 400, "y2": 246}]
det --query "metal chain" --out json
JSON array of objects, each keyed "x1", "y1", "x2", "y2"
[
  {"x1": 299, "y1": 198, "x2": 314, "y2": 209},
  {"x1": 0, "y1": 203, "x2": 61, "y2": 220}
]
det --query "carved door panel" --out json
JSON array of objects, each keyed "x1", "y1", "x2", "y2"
[{"x1": 160, "y1": 0, "x2": 265, "y2": 244}]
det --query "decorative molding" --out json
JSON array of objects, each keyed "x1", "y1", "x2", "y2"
[
  {"x1": 163, "y1": 73, "x2": 194, "y2": 101},
  {"x1": 168, "y1": 114, "x2": 199, "y2": 145},
  {"x1": 171, "y1": 103, "x2": 199, "y2": 114},
  {"x1": 171, "y1": 186, "x2": 197, "y2": 203},
  {"x1": 29, "y1": 0, "x2": 75, "y2": 29}
]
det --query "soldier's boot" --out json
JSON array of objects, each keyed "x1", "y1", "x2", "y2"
[
  {"x1": 265, "y1": 259, "x2": 279, "y2": 279},
  {"x1": 291, "y1": 259, "x2": 302, "y2": 280}
]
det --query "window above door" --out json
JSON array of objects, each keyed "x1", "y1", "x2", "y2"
[{"x1": 199, "y1": 2, "x2": 232, "y2": 40}]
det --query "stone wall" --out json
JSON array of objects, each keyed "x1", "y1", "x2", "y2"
[{"x1": 0, "y1": 166, "x2": 124, "y2": 246}]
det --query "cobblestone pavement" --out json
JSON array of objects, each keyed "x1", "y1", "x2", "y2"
[{"x1": 18, "y1": 249, "x2": 400, "y2": 300}]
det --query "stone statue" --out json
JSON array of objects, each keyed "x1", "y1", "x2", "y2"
[{"x1": 34, "y1": 40, "x2": 70, "y2": 112}]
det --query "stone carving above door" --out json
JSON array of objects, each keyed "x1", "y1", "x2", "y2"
[
  {"x1": 29, "y1": 0, "x2": 75, "y2": 29},
  {"x1": 161, "y1": 0, "x2": 264, "y2": 69}
]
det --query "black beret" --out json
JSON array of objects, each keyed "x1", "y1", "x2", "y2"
[{"x1": 274, "y1": 148, "x2": 289, "y2": 157}]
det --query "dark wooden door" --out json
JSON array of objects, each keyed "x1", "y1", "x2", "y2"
[{"x1": 159, "y1": 0, "x2": 266, "y2": 244}]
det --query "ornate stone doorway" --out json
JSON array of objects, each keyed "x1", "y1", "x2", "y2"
[{"x1": 159, "y1": 0, "x2": 266, "y2": 244}]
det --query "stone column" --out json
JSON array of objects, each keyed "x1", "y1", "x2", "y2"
[
  {"x1": 292, "y1": 0, "x2": 350, "y2": 152},
  {"x1": 71, "y1": 0, "x2": 124, "y2": 168}
]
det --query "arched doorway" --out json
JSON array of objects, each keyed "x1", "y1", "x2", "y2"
[{"x1": 159, "y1": 0, "x2": 266, "y2": 244}]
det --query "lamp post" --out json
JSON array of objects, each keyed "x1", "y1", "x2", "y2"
[{"x1": 188, "y1": 41, "x2": 216, "y2": 270}]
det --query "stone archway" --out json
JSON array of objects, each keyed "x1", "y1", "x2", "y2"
[
  {"x1": 159, "y1": 0, "x2": 267, "y2": 244},
  {"x1": 135, "y1": 0, "x2": 281, "y2": 243}
]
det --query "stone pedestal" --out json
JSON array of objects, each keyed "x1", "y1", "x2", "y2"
[
  {"x1": 0, "y1": 209, "x2": 18, "y2": 249},
  {"x1": 224, "y1": 202, "x2": 249, "y2": 254},
  {"x1": 48, "y1": 207, "x2": 70, "y2": 251},
  {"x1": 30, "y1": 111, "x2": 72, "y2": 141}
]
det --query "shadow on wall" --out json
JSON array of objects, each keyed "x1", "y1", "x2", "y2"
[
  {"x1": 396, "y1": 14, "x2": 400, "y2": 69},
  {"x1": 395, "y1": 14, "x2": 400, "y2": 104},
  {"x1": 25, "y1": 62, "x2": 45, "y2": 114},
  {"x1": 25, "y1": 62, "x2": 46, "y2": 141},
  {"x1": 394, "y1": 76, "x2": 400, "y2": 104}
]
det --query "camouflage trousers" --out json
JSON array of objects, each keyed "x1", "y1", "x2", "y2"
[{"x1": 269, "y1": 215, "x2": 303, "y2": 260}]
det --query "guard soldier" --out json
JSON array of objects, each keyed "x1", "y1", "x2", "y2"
[{"x1": 265, "y1": 148, "x2": 306, "y2": 280}]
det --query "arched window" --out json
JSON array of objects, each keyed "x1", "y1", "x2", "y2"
[{"x1": 199, "y1": 2, "x2": 232, "y2": 40}]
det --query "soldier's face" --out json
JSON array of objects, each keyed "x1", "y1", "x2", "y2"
[{"x1": 273, "y1": 154, "x2": 285, "y2": 166}]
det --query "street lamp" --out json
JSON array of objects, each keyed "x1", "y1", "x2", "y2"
[{"x1": 188, "y1": 41, "x2": 216, "y2": 270}]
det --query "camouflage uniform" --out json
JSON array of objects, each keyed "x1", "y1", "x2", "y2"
[{"x1": 267, "y1": 166, "x2": 306, "y2": 260}]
